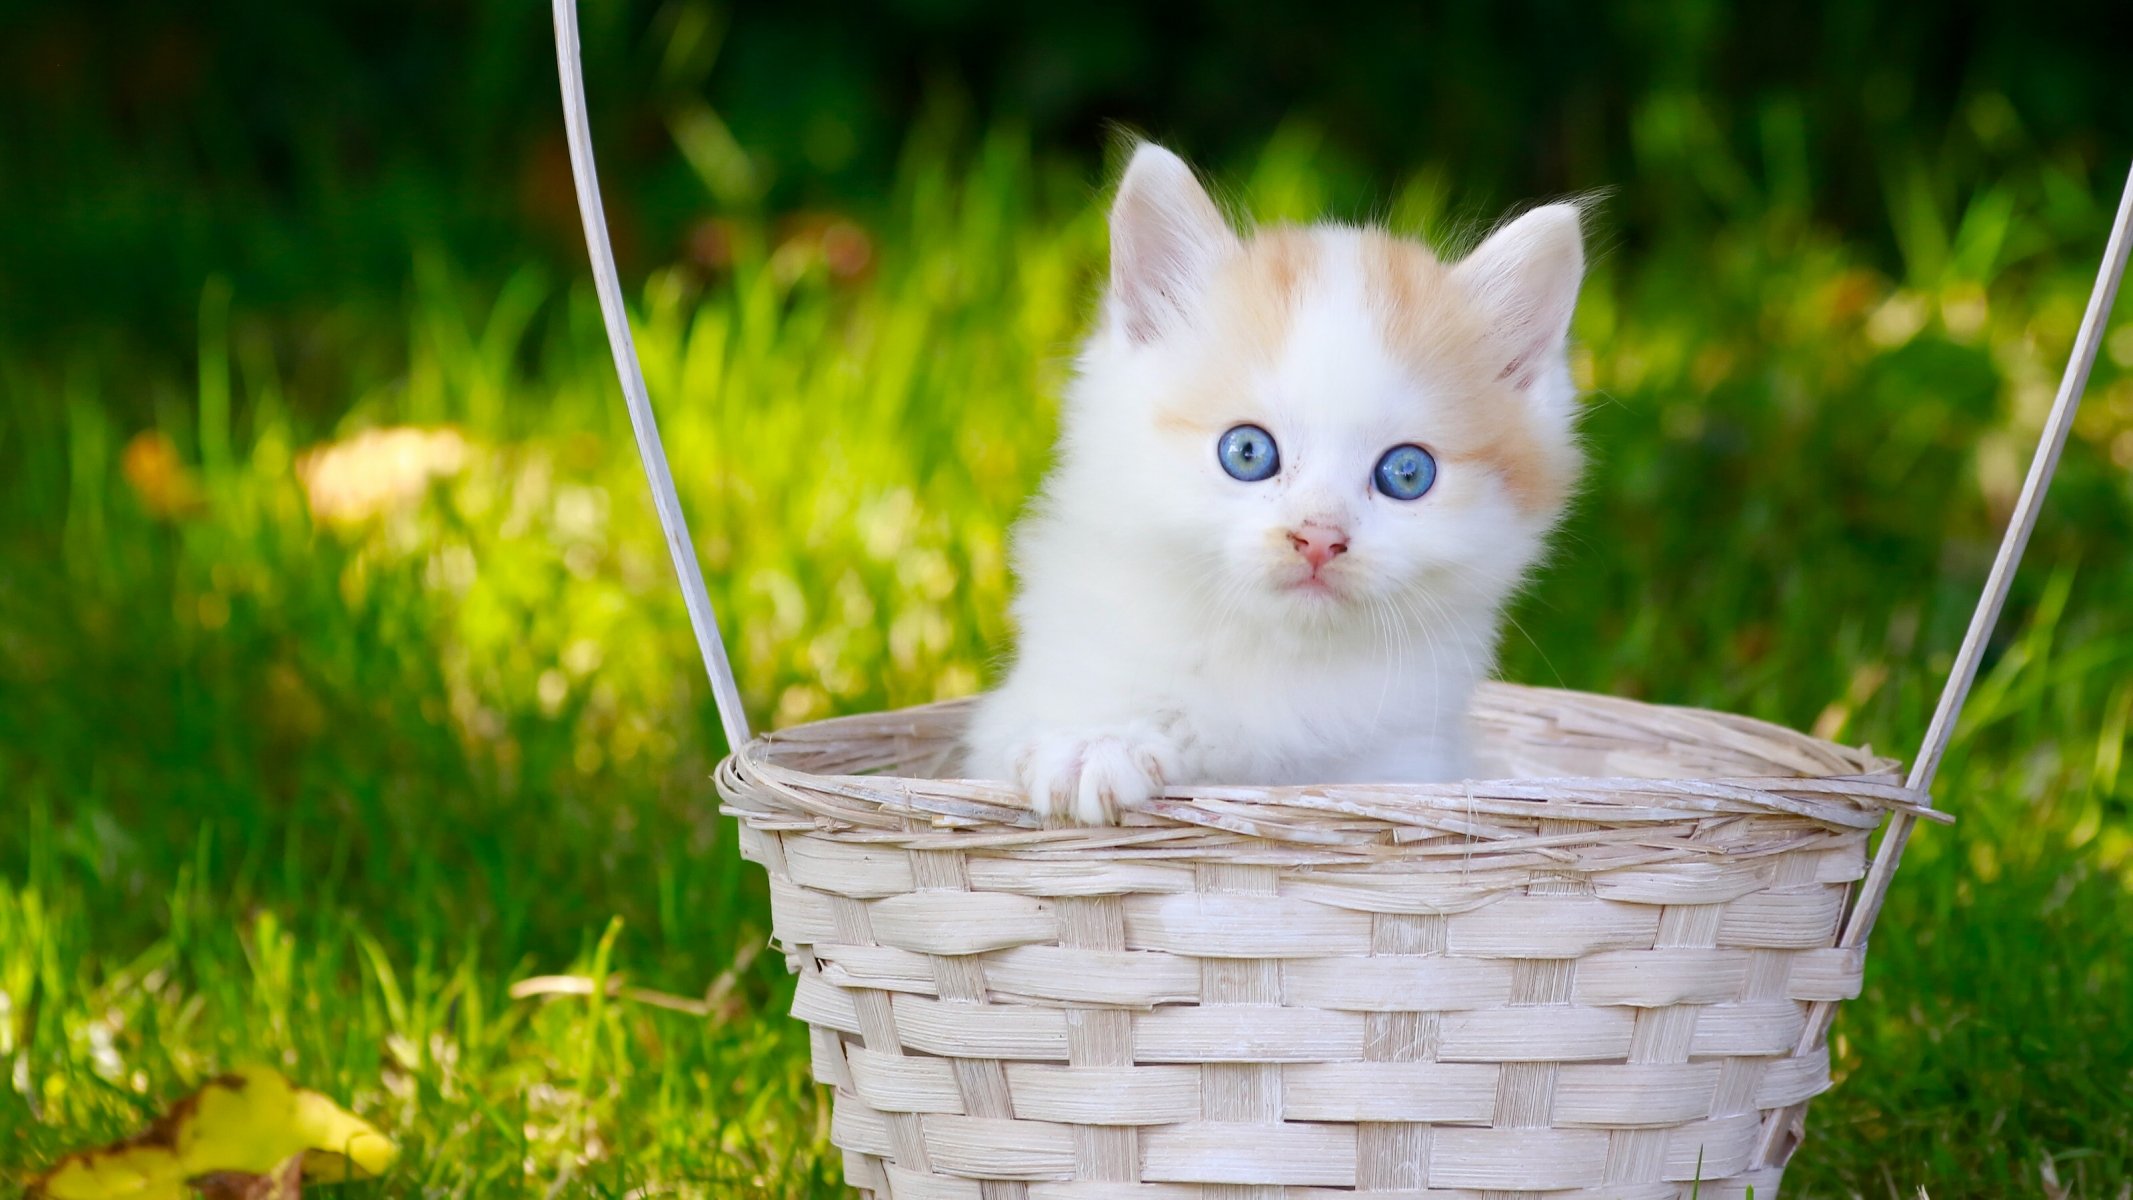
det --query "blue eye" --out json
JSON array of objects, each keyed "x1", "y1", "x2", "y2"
[
  {"x1": 1373, "y1": 444, "x2": 1437, "y2": 500},
  {"x1": 1217, "y1": 425, "x2": 1279, "y2": 482}
]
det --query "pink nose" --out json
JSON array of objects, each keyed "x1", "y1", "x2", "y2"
[{"x1": 1287, "y1": 525, "x2": 1349, "y2": 571}]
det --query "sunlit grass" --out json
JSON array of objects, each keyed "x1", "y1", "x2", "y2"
[{"x1": 2, "y1": 125, "x2": 2130, "y2": 1195}]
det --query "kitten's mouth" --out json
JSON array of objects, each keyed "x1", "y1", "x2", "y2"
[{"x1": 1279, "y1": 570, "x2": 1348, "y2": 600}]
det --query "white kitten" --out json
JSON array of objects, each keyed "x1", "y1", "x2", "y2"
[{"x1": 964, "y1": 143, "x2": 1585, "y2": 824}]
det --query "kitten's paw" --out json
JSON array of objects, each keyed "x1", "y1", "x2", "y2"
[{"x1": 1013, "y1": 728, "x2": 1177, "y2": 826}]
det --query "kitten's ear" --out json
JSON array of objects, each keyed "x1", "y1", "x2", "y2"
[
  {"x1": 1108, "y1": 144, "x2": 1238, "y2": 343},
  {"x1": 1452, "y1": 204, "x2": 1585, "y2": 392}
]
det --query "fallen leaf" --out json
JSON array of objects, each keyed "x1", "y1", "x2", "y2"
[{"x1": 30, "y1": 1066, "x2": 396, "y2": 1199}]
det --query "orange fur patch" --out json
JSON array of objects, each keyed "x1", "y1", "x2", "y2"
[
  {"x1": 1360, "y1": 229, "x2": 1575, "y2": 516},
  {"x1": 1153, "y1": 227, "x2": 1321, "y2": 436},
  {"x1": 1145, "y1": 224, "x2": 1576, "y2": 518},
  {"x1": 1226, "y1": 226, "x2": 1318, "y2": 359}
]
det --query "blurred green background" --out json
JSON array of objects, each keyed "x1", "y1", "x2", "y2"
[{"x1": 3, "y1": 1, "x2": 2130, "y2": 1195}]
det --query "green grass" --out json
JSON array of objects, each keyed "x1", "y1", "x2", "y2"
[{"x1": 3, "y1": 125, "x2": 2132, "y2": 1196}]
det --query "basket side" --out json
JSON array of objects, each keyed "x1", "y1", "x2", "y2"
[{"x1": 734, "y1": 795, "x2": 1872, "y2": 1197}]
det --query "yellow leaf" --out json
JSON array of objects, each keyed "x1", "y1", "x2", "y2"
[
  {"x1": 28, "y1": 1142, "x2": 189, "y2": 1200},
  {"x1": 30, "y1": 1066, "x2": 397, "y2": 1199},
  {"x1": 288, "y1": 1087, "x2": 395, "y2": 1180}
]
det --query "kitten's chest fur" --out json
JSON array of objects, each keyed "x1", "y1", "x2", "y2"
[
  {"x1": 1130, "y1": 589, "x2": 1486, "y2": 785},
  {"x1": 980, "y1": 544, "x2": 1491, "y2": 787}
]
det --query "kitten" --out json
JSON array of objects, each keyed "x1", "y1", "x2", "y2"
[{"x1": 963, "y1": 143, "x2": 1585, "y2": 824}]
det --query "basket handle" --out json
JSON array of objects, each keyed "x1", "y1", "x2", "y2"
[
  {"x1": 552, "y1": 0, "x2": 752, "y2": 750},
  {"x1": 1841, "y1": 163, "x2": 2133, "y2": 952},
  {"x1": 1759, "y1": 163, "x2": 2133, "y2": 1168}
]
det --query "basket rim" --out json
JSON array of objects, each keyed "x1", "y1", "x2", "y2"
[{"x1": 716, "y1": 682, "x2": 1944, "y2": 850}]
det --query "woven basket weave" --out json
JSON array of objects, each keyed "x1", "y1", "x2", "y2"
[{"x1": 720, "y1": 681, "x2": 1932, "y2": 1198}]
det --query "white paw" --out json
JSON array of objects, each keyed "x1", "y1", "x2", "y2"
[{"x1": 1012, "y1": 727, "x2": 1178, "y2": 825}]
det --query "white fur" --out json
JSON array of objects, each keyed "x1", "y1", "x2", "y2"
[{"x1": 964, "y1": 145, "x2": 1585, "y2": 823}]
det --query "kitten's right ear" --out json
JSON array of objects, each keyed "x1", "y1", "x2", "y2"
[
  {"x1": 1108, "y1": 144, "x2": 1238, "y2": 343},
  {"x1": 1452, "y1": 203, "x2": 1586, "y2": 394}
]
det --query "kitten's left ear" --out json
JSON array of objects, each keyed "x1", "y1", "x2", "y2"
[
  {"x1": 1108, "y1": 143, "x2": 1239, "y2": 343},
  {"x1": 1452, "y1": 204, "x2": 1585, "y2": 392}
]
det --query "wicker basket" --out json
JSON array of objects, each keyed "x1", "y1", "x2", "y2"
[
  {"x1": 718, "y1": 683, "x2": 1929, "y2": 1197},
  {"x1": 548, "y1": 8, "x2": 2133, "y2": 1192}
]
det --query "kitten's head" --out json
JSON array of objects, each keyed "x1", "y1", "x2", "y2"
[{"x1": 1052, "y1": 143, "x2": 1586, "y2": 636}]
